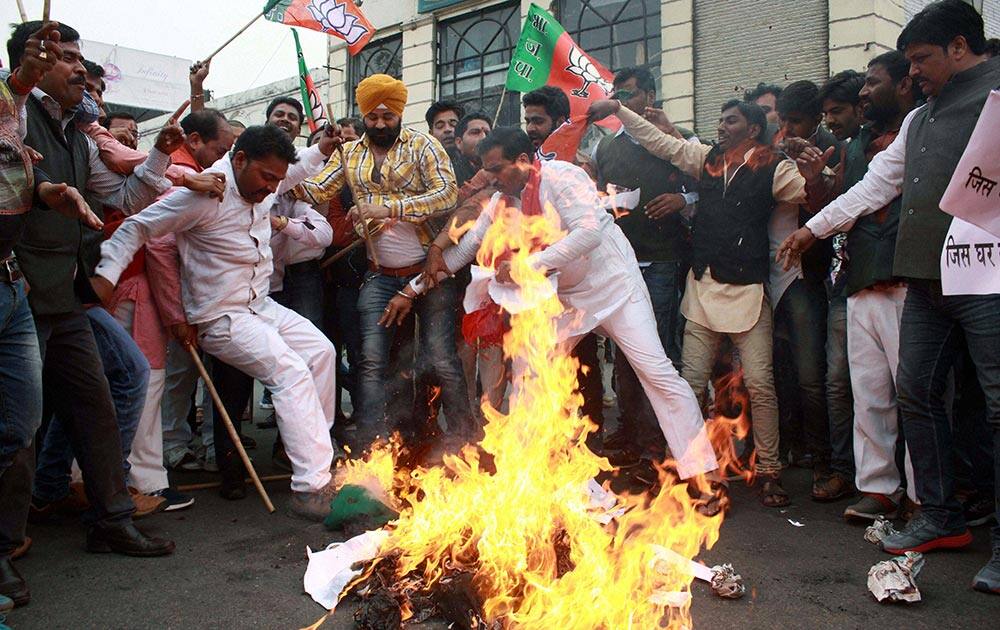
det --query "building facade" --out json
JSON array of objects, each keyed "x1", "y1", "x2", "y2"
[{"x1": 326, "y1": 0, "x2": 999, "y2": 137}]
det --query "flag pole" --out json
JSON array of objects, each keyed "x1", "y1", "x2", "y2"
[
  {"x1": 15, "y1": 0, "x2": 28, "y2": 22},
  {"x1": 493, "y1": 85, "x2": 508, "y2": 127},
  {"x1": 326, "y1": 103, "x2": 380, "y2": 270},
  {"x1": 204, "y1": 1, "x2": 281, "y2": 62},
  {"x1": 41, "y1": 0, "x2": 50, "y2": 22}
]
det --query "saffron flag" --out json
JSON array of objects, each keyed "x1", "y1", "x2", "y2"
[
  {"x1": 506, "y1": 4, "x2": 616, "y2": 120},
  {"x1": 265, "y1": 0, "x2": 374, "y2": 56},
  {"x1": 293, "y1": 29, "x2": 327, "y2": 133},
  {"x1": 536, "y1": 114, "x2": 589, "y2": 162}
]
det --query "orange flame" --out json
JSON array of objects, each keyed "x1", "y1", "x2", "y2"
[{"x1": 345, "y1": 197, "x2": 724, "y2": 627}]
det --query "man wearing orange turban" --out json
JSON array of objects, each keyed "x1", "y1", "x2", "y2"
[
  {"x1": 355, "y1": 73, "x2": 407, "y2": 118},
  {"x1": 297, "y1": 74, "x2": 474, "y2": 459}
]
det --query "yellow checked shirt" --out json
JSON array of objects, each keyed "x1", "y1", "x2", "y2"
[{"x1": 296, "y1": 127, "x2": 457, "y2": 223}]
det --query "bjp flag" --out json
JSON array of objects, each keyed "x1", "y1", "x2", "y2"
[{"x1": 265, "y1": 0, "x2": 374, "y2": 56}]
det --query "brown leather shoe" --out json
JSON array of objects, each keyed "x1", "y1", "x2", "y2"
[
  {"x1": 0, "y1": 557, "x2": 29, "y2": 607},
  {"x1": 10, "y1": 537, "x2": 31, "y2": 561},
  {"x1": 86, "y1": 523, "x2": 175, "y2": 557},
  {"x1": 128, "y1": 487, "x2": 167, "y2": 519}
]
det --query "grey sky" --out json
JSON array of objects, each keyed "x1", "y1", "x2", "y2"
[{"x1": 2, "y1": 0, "x2": 331, "y2": 99}]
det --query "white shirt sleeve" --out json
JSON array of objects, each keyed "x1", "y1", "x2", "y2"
[
  {"x1": 96, "y1": 190, "x2": 214, "y2": 284},
  {"x1": 85, "y1": 136, "x2": 173, "y2": 214},
  {"x1": 282, "y1": 200, "x2": 333, "y2": 249},
  {"x1": 278, "y1": 145, "x2": 329, "y2": 196},
  {"x1": 442, "y1": 197, "x2": 496, "y2": 273},
  {"x1": 805, "y1": 106, "x2": 922, "y2": 239},
  {"x1": 528, "y1": 165, "x2": 604, "y2": 272}
]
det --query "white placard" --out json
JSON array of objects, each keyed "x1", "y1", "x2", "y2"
[
  {"x1": 82, "y1": 40, "x2": 192, "y2": 112},
  {"x1": 939, "y1": 90, "x2": 1000, "y2": 239},
  {"x1": 940, "y1": 218, "x2": 1000, "y2": 296}
]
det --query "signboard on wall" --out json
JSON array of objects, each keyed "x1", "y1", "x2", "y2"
[
  {"x1": 82, "y1": 40, "x2": 192, "y2": 111},
  {"x1": 418, "y1": 0, "x2": 467, "y2": 13}
]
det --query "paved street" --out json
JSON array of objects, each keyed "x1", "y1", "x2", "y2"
[{"x1": 8, "y1": 419, "x2": 1000, "y2": 630}]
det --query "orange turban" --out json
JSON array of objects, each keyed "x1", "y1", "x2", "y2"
[{"x1": 355, "y1": 74, "x2": 408, "y2": 117}]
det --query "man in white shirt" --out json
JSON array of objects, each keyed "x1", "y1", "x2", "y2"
[
  {"x1": 387, "y1": 128, "x2": 724, "y2": 514},
  {"x1": 93, "y1": 125, "x2": 340, "y2": 520}
]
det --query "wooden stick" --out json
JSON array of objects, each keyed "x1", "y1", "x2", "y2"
[
  {"x1": 41, "y1": 0, "x2": 50, "y2": 23},
  {"x1": 319, "y1": 238, "x2": 363, "y2": 269},
  {"x1": 493, "y1": 84, "x2": 508, "y2": 127},
  {"x1": 204, "y1": 10, "x2": 266, "y2": 62},
  {"x1": 327, "y1": 103, "x2": 380, "y2": 270},
  {"x1": 177, "y1": 474, "x2": 292, "y2": 493},
  {"x1": 15, "y1": 0, "x2": 28, "y2": 22},
  {"x1": 187, "y1": 345, "x2": 276, "y2": 513}
]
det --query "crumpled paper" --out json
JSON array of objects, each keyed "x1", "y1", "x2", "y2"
[
  {"x1": 304, "y1": 529, "x2": 388, "y2": 610},
  {"x1": 863, "y1": 516, "x2": 900, "y2": 545},
  {"x1": 586, "y1": 478, "x2": 627, "y2": 525},
  {"x1": 650, "y1": 545, "x2": 746, "y2": 599},
  {"x1": 709, "y1": 564, "x2": 746, "y2": 599},
  {"x1": 867, "y1": 552, "x2": 925, "y2": 603}
]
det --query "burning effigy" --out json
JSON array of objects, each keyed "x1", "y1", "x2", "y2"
[{"x1": 303, "y1": 198, "x2": 743, "y2": 630}]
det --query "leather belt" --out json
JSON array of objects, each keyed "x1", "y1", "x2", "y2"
[
  {"x1": 369, "y1": 261, "x2": 424, "y2": 277},
  {"x1": 0, "y1": 256, "x2": 22, "y2": 283}
]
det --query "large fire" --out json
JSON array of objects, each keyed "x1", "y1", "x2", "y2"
[{"x1": 326, "y1": 199, "x2": 730, "y2": 628}]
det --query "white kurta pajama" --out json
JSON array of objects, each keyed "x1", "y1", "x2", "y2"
[
  {"x1": 441, "y1": 160, "x2": 719, "y2": 480},
  {"x1": 96, "y1": 149, "x2": 338, "y2": 494}
]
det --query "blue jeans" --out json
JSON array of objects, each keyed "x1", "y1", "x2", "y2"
[
  {"x1": 0, "y1": 279, "x2": 43, "y2": 557},
  {"x1": 773, "y1": 278, "x2": 831, "y2": 466},
  {"x1": 614, "y1": 261, "x2": 682, "y2": 444},
  {"x1": 355, "y1": 273, "x2": 472, "y2": 447},
  {"x1": 897, "y1": 280, "x2": 1000, "y2": 537},
  {"x1": 826, "y1": 295, "x2": 854, "y2": 477},
  {"x1": 33, "y1": 306, "x2": 149, "y2": 502}
]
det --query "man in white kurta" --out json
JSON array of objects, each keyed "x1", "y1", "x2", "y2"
[
  {"x1": 401, "y1": 129, "x2": 719, "y2": 484},
  {"x1": 93, "y1": 125, "x2": 339, "y2": 520}
]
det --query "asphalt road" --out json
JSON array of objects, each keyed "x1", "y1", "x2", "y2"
[{"x1": 7, "y1": 419, "x2": 1000, "y2": 630}]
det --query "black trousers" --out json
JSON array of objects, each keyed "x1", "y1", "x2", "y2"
[{"x1": 34, "y1": 311, "x2": 134, "y2": 526}]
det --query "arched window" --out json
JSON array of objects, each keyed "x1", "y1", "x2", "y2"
[
  {"x1": 555, "y1": 0, "x2": 661, "y2": 89},
  {"x1": 437, "y1": 2, "x2": 521, "y2": 126},
  {"x1": 348, "y1": 35, "x2": 402, "y2": 117}
]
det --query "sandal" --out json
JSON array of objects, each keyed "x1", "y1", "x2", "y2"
[
  {"x1": 811, "y1": 473, "x2": 854, "y2": 502},
  {"x1": 759, "y1": 474, "x2": 790, "y2": 508}
]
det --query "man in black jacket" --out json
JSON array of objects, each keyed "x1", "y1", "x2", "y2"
[{"x1": 7, "y1": 20, "x2": 178, "y2": 561}]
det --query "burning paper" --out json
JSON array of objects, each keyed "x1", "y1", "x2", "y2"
[
  {"x1": 304, "y1": 530, "x2": 388, "y2": 610},
  {"x1": 863, "y1": 516, "x2": 900, "y2": 546},
  {"x1": 867, "y1": 552, "x2": 925, "y2": 603},
  {"x1": 651, "y1": 545, "x2": 745, "y2": 599}
]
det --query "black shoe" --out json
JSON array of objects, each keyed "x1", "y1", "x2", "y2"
[
  {"x1": 964, "y1": 494, "x2": 997, "y2": 527},
  {"x1": 86, "y1": 523, "x2": 176, "y2": 557},
  {"x1": 239, "y1": 434, "x2": 257, "y2": 450},
  {"x1": 150, "y1": 487, "x2": 195, "y2": 512},
  {"x1": 0, "y1": 557, "x2": 29, "y2": 607},
  {"x1": 256, "y1": 412, "x2": 278, "y2": 429}
]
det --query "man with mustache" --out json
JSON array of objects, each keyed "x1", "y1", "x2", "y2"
[
  {"x1": 93, "y1": 125, "x2": 342, "y2": 521},
  {"x1": 6, "y1": 18, "x2": 180, "y2": 562},
  {"x1": 589, "y1": 96, "x2": 829, "y2": 508},
  {"x1": 777, "y1": 0, "x2": 1000, "y2": 592},
  {"x1": 297, "y1": 74, "x2": 473, "y2": 457}
]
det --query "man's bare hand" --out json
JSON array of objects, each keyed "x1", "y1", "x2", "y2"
[
  {"x1": 378, "y1": 295, "x2": 413, "y2": 327},
  {"x1": 189, "y1": 60, "x2": 211, "y2": 88},
  {"x1": 795, "y1": 145, "x2": 835, "y2": 184},
  {"x1": 170, "y1": 322, "x2": 198, "y2": 348},
  {"x1": 643, "y1": 107, "x2": 681, "y2": 138},
  {"x1": 587, "y1": 99, "x2": 620, "y2": 123},
  {"x1": 316, "y1": 123, "x2": 344, "y2": 157},
  {"x1": 16, "y1": 21, "x2": 62, "y2": 87},
  {"x1": 153, "y1": 101, "x2": 190, "y2": 155},
  {"x1": 645, "y1": 192, "x2": 686, "y2": 219},
  {"x1": 38, "y1": 181, "x2": 103, "y2": 230},
  {"x1": 90, "y1": 275, "x2": 115, "y2": 308},
  {"x1": 351, "y1": 202, "x2": 391, "y2": 222},
  {"x1": 25, "y1": 146, "x2": 44, "y2": 164},
  {"x1": 776, "y1": 226, "x2": 818, "y2": 271},
  {"x1": 422, "y1": 244, "x2": 450, "y2": 290},
  {"x1": 778, "y1": 137, "x2": 813, "y2": 161},
  {"x1": 183, "y1": 172, "x2": 226, "y2": 200},
  {"x1": 495, "y1": 260, "x2": 513, "y2": 284}
]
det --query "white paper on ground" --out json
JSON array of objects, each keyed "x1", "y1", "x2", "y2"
[
  {"x1": 651, "y1": 544, "x2": 715, "y2": 583},
  {"x1": 940, "y1": 218, "x2": 1000, "y2": 296},
  {"x1": 939, "y1": 90, "x2": 1000, "y2": 238},
  {"x1": 585, "y1": 478, "x2": 627, "y2": 525},
  {"x1": 304, "y1": 529, "x2": 389, "y2": 610}
]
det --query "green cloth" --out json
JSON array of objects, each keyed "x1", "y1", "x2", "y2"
[{"x1": 324, "y1": 484, "x2": 398, "y2": 531}]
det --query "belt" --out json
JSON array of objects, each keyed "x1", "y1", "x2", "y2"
[
  {"x1": 870, "y1": 280, "x2": 905, "y2": 292},
  {"x1": 0, "y1": 256, "x2": 22, "y2": 283},
  {"x1": 369, "y1": 261, "x2": 424, "y2": 277}
]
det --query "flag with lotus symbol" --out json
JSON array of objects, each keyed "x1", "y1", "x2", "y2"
[
  {"x1": 292, "y1": 29, "x2": 328, "y2": 133},
  {"x1": 265, "y1": 0, "x2": 374, "y2": 56},
  {"x1": 506, "y1": 3, "x2": 615, "y2": 119}
]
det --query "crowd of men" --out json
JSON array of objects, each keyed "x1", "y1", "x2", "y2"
[{"x1": 1, "y1": 0, "x2": 998, "y2": 615}]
